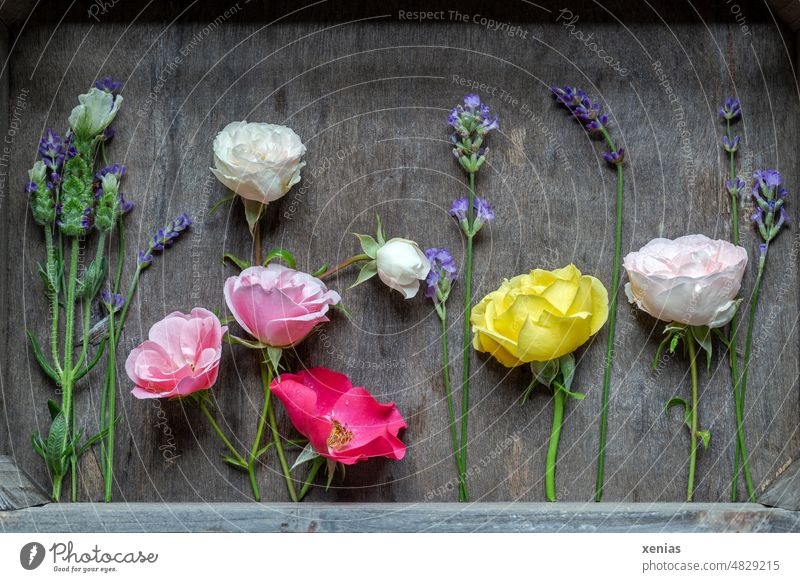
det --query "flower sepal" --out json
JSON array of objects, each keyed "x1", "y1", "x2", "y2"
[{"x1": 524, "y1": 353, "x2": 585, "y2": 405}]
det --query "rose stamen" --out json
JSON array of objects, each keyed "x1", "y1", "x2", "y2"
[{"x1": 327, "y1": 419, "x2": 354, "y2": 452}]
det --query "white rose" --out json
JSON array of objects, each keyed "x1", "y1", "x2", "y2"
[
  {"x1": 623, "y1": 234, "x2": 748, "y2": 328},
  {"x1": 210, "y1": 121, "x2": 306, "y2": 205},
  {"x1": 68, "y1": 87, "x2": 122, "y2": 139},
  {"x1": 376, "y1": 238, "x2": 431, "y2": 299}
]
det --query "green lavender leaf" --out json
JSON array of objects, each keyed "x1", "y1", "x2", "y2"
[
  {"x1": 263, "y1": 248, "x2": 296, "y2": 269},
  {"x1": 222, "y1": 252, "x2": 251, "y2": 271}
]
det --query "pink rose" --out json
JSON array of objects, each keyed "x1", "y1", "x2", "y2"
[
  {"x1": 271, "y1": 367, "x2": 407, "y2": 465},
  {"x1": 224, "y1": 264, "x2": 341, "y2": 347},
  {"x1": 126, "y1": 308, "x2": 227, "y2": 399},
  {"x1": 623, "y1": 234, "x2": 748, "y2": 328}
]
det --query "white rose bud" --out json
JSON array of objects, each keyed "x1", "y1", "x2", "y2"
[
  {"x1": 68, "y1": 87, "x2": 122, "y2": 139},
  {"x1": 210, "y1": 121, "x2": 306, "y2": 205},
  {"x1": 376, "y1": 238, "x2": 431, "y2": 299}
]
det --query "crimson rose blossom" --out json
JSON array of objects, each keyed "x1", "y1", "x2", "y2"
[
  {"x1": 126, "y1": 308, "x2": 227, "y2": 399},
  {"x1": 271, "y1": 367, "x2": 407, "y2": 464},
  {"x1": 224, "y1": 264, "x2": 340, "y2": 347}
]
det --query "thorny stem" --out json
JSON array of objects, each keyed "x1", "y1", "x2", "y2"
[{"x1": 318, "y1": 254, "x2": 371, "y2": 280}]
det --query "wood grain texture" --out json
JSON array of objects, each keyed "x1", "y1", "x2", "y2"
[
  {"x1": 2, "y1": 502, "x2": 799, "y2": 532},
  {"x1": 0, "y1": 456, "x2": 50, "y2": 511},
  {"x1": 0, "y1": 0, "x2": 797, "y2": 505}
]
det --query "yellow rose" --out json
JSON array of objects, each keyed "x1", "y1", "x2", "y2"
[{"x1": 471, "y1": 264, "x2": 609, "y2": 366}]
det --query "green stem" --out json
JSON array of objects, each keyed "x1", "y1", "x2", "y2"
[
  {"x1": 297, "y1": 458, "x2": 323, "y2": 501},
  {"x1": 103, "y1": 307, "x2": 116, "y2": 502},
  {"x1": 318, "y1": 253, "x2": 370, "y2": 280},
  {"x1": 546, "y1": 388, "x2": 566, "y2": 502},
  {"x1": 247, "y1": 356, "x2": 275, "y2": 503},
  {"x1": 687, "y1": 332, "x2": 699, "y2": 502},
  {"x1": 199, "y1": 399, "x2": 247, "y2": 465},
  {"x1": 438, "y1": 307, "x2": 464, "y2": 497},
  {"x1": 457, "y1": 171, "x2": 476, "y2": 503},
  {"x1": 58, "y1": 238, "x2": 79, "y2": 502},
  {"x1": 735, "y1": 258, "x2": 764, "y2": 502},
  {"x1": 261, "y1": 361, "x2": 299, "y2": 502},
  {"x1": 595, "y1": 129, "x2": 624, "y2": 502},
  {"x1": 44, "y1": 227, "x2": 64, "y2": 377}
]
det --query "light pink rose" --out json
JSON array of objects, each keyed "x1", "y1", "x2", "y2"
[
  {"x1": 126, "y1": 308, "x2": 227, "y2": 399},
  {"x1": 224, "y1": 264, "x2": 341, "y2": 347},
  {"x1": 623, "y1": 234, "x2": 748, "y2": 328}
]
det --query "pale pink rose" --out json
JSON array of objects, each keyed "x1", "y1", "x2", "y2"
[
  {"x1": 224, "y1": 264, "x2": 341, "y2": 347},
  {"x1": 126, "y1": 308, "x2": 227, "y2": 399},
  {"x1": 623, "y1": 234, "x2": 748, "y2": 328}
]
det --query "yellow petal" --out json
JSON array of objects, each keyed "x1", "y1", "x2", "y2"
[{"x1": 517, "y1": 309, "x2": 592, "y2": 361}]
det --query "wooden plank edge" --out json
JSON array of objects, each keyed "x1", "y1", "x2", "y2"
[
  {"x1": 0, "y1": 456, "x2": 50, "y2": 511},
  {"x1": 1, "y1": 502, "x2": 798, "y2": 532},
  {"x1": 758, "y1": 457, "x2": 800, "y2": 511}
]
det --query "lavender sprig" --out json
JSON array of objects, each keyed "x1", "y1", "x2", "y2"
[
  {"x1": 449, "y1": 196, "x2": 494, "y2": 235},
  {"x1": 95, "y1": 76, "x2": 122, "y2": 95},
  {"x1": 424, "y1": 247, "x2": 458, "y2": 304},
  {"x1": 449, "y1": 93, "x2": 498, "y2": 174},
  {"x1": 137, "y1": 213, "x2": 192, "y2": 268},
  {"x1": 552, "y1": 83, "x2": 624, "y2": 502}
]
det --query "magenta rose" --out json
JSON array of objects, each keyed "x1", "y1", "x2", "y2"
[
  {"x1": 126, "y1": 308, "x2": 227, "y2": 399},
  {"x1": 224, "y1": 264, "x2": 341, "y2": 347}
]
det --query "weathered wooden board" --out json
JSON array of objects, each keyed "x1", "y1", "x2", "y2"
[
  {"x1": 2, "y1": 501, "x2": 799, "y2": 532},
  {"x1": 0, "y1": 0, "x2": 798, "y2": 506}
]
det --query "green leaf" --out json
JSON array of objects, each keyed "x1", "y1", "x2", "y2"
[
  {"x1": 349, "y1": 260, "x2": 378, "y2": 289},
  {"x1": 669, "y1": 332, "x2": 682, "y2": 354},
  {"x1": 665, "y1": 397, "x2": 691, "y2": 430},
  {"x1": 242, "y1": 197, "x2": 266, "y2": 237},
  {"x1": 31, "y1": 433, "x2": 46, "y2": 459},
  {"x1": 520, "y1": 377, "x2": 537, "y2": 405},
  {"x1": 553, "y1": 380, "x2": 585, "y2": 401},
  {"x1": 530, "y1": 359, "x2": 559, "y2": 389},
  {"x1": 291, "y1": 443, "x2": 320, "y2": 471},
  {"x1": 73, "y1": 339, "x2": 107, "y2": 381},
  {"x1": 712, "y1": 328, "x2": 731, "y2": 349},
  {"x1": 312, "y1": 264, "x2": 330, "y2": 277},
  {"x1": 265, "y1": 346, "x2": 283, "y2": 373},
  {"x1": 222, "y1": 455, "x2": 248, "y2": 470},
  {"x1": 226, "y1": 334, "x2": 270, "y2": 350},
  {"x1": 332, "y1": 303, "x2": 352, "y2": 319},
  {"x1": 558, "y1": 353, "x2": 577, "y2": 392},
  {"x1": 77, "y1": 427, "x2": 109, "y2": 458},
  {"x1": 354, "y1": 233, "x2": 379, "y2": 259},
  {"x1": 652, "y1": 335, "x2": 671, "y2": 369},
  {"x1": 690, "y1": 325, "x2": 712, "y2": 370},
  {"x1": 222, "y1": 252, "x2": 251, "y2": 271},
  {"x1": 47, "y1": 400, "x2": 62, "y2": 420},
  {"x1": 325, "y1": 458, "x2": 337, "y2": 490},
  {"x1": 255, "y1": 443, "x2": 274, "y2": 459},
  {"x1": 263, "y1": 248, "x2": 296, "y2": 269},
  {"x1": 208, "y1": 192, "x2": 236, "y2": 217},
  {"x1": 26, "y1": 330, "x2": 60, "y2": 383},
  {"x1": 44, "y1": 412, "x2": 68, "y2": 476},
  {"x1": 375, "y1": 215, "x2": 386, "y2": 245},
  {"x1": 696, "y1": 429, "x2": 711, "y2": 450}
]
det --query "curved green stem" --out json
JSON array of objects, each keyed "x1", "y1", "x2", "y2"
[
  {"x1": 103, "y1": 308, "x2": 116, "y2": 502},
  {"x1": 595, "y1": 128, "x2": 623, "y2": 502},
  {"x1": 438, "y1": 307, "x2": 464, "y2": 497},
  {"x1": 199, "y1": 399, "x2": 247, "y2": 466},
  {"x1": 247, "y1": 355, "x2": 274, "y2": 503},
  {"x1": 546, "y1": 388, "x2": 566, "y2": 502},
  {"x1": 44, "y1": 227, "x2": 63, "y2": 377},
  {"x1": 687, "y1": 332, "x2": 699, "y2": 502},
  {"x1": 59, "y1": 238, "x2": 79, "y2": 502},
  {"x1": 457, "y1": 172, "x2": 476, "y2": 503},
  {"x1": 318, "y1": 254, "x2": 370, "y2": 280},
  {"x1": 260, "y1": 361, "x2": 298, "y2": 502}
]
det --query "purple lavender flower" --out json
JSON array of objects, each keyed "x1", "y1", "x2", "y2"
[
  {"x1": 95, "y1": 76, "x2": 123, "y2": 94},
  {"x1": 448, "y1": 94, "x2": 498, "y2": 173},
  {"x1": 722, "y1": 135, "x2": 740, "y2": 153},
  {"x1": 96, "y1": 163, "x2": 126, "y2": 181},
  {"x1": 38, "y1": 128, "x2": 65, "y2": 171},
  {"x1": 102, "y1": 127, "x2": 116, "y2": 142},
  {"x1": 424, "y1": 247, "x2": 458, "y2": 301},
  {"x1": 25, "y1": 181, "x2": 38, "y2": 193},
  {"x1": 753, "y1": 169, "x2": 782, "y2": 196},
  {"x1": 138, "y1": 213, "x2": 192, "y2": 269},
  {"x1": 449, "y1": 196, "x2": 494, "y2": 234},
  {"x1": 603, "y1": 147, "x2": 625, "y2": 166},
  {"x1": 726, "y1": 177, "x2": 745, "y2": 195},
  {"x1": 118, "y1": 193, "x2": 134, "y2": 214},
  {"x1": 751, "y1": 208, "x2": 764, "y2": 226},
  {"x1": 101, "y1": 289, "x2": 126, "y2": 312},
  {"x1": 719, "y1": 97, "x2": 741, "y2": 121},
  {"x1": 552, "y1": 85, "x2": 609, "y2": 133}
]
